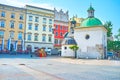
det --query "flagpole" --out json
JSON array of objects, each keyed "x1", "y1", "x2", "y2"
[
  {"x1": 16, "y1": 41, "x2": 18, "y2": 51},
  {"x1": 9, "y1": 38, "x2": 11, "y2": 51},
  {"x1": 21, "y1": 39, "x2": 25, "y2": 53},
  {"x1": 2, "y1": 37, "x2": 4, "y2": 51},
  {"x1": 14, "y1": 40, "x2": 17, "y2": 51},
  {"x1": 7, "y1": 38, "x2": 11, "y2": 51}
]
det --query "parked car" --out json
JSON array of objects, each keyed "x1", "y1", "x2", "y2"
[
  {"x1": 107, "y1": 52, "x2": 114, "y2": 59},
  {"x1": 46, "y1": 49, "x2": 59, "y2": 55},
  {"x1": 46, "y1": 49, "x2": 51, "y2": 55}
]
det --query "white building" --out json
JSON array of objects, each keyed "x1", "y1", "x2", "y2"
[
  {"x1": 61, "y1": 37, "x2": 77, "y2": 57},
  {"x1": 25, "y1": 5, "x2": 54, "y2": 52},
  {"x1": 62, "y1": 6, "x2": 107, "y2": 59}
]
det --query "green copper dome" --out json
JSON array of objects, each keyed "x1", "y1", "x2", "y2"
[
  {"x1": 76, "y1": 5, "x2": 103, "y2": 28},
  {"x1": 81, "y1": 17, "x2": 103, "y2": 27}
]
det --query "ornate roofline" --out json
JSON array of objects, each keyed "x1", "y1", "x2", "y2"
[
  {"x1": 26, "y1": 5, "x2": 54, "y2": 12},
  {"x1": 54, "y1": 8, "x2": 69, "y2": 15}
]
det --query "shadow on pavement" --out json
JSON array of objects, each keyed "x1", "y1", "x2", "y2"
[
  {"x1": 0, "y1": 53, "x2": 40, "y2": 59},
  {"x1": 0, "y1": 53, "x2": 61, "y2": 59}
]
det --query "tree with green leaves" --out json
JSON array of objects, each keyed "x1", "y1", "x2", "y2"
[
  {"x1": 104, "y1": 21, "x2": 114, "y2": 52},
  {"x1": 104, "y1": 21, "x2": 113, "y2": 37},
  {"x1": 113, "y1": 41, "x2": 120, "y2": 52},
  {"x1": 114, "y1": 28, "x2": 120, "y2": 41},
  {"x1": 107, "y1": 40, "x2": 114, "y2": 51},
  {"x1": 104, "y1": 21, "x2": 120, "y2": 57},
  {"x1": 69, "y1": 45, "x2": 79, "y2": 58},
  {"x1": 114, "y1": 28, "x2": 120, "y2": 57}
]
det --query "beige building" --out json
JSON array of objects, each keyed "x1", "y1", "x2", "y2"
[
  {"x1": 0, "y1": 4, "x2": 26, "y2": 51},
  {"x1": 25, "y1": 5, "x2": 54, "y2": 52},
  {"x1": 69, "y1": 16, "x2": 84, "y2": 32}
]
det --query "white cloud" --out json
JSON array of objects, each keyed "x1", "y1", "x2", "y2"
[
  {"x1": 28, "y1": 3, "x2": 54, "y2": 10},
  {"x1": 0, "y1": 0, "x2": 54, "y2": 10},
  {"x1": 0, "y1": 0, "x2": 68, "y2": 12},
  {"x1": 0, "y1": 0, "x2": 26, "y2": 7}
]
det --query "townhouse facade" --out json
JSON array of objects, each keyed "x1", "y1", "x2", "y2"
[
  {"x1": 25, "y1": 5, "x2": 54, "y2": 52},
  {"x1": 0, "y1": 4, "x2": 26, "y2": 51},
  {"x1": 54, "y1": 8, "x2": 69, "y2": 49},
  {"x1": 0, "y1": 3, "x2": 69, "y2": 52}
]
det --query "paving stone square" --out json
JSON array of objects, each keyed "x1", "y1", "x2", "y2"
[{"x1": 0, "y1": 54, "x2": 120, "y2": 80}]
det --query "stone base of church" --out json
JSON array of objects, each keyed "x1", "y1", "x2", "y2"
[
  {"x1": 77, "y1": 52, "x2": 102, "y2": 59},
  {"x1": 61, "y1": 52, "x2": 75, "y2": 58},
  {"x1": 61, "y1": 56, "x2": 75, "y2": 58}
]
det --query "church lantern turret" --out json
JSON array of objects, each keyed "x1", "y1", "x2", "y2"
[{"x1": 87, "y1": 5, "x2": 95, "y2": 18}]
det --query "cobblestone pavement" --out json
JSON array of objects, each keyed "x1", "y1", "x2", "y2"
[{"x1": 0, "y1": 54, "x2": 120, "y2": 80}]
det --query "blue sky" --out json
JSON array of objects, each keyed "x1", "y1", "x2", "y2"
[{"x1": 1, "y1": 0, "x2": 120, "y2": 36}]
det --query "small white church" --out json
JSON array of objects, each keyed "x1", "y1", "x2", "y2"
[{"x1": 61, "y1": 6, "x2": 107, "y2": 59}]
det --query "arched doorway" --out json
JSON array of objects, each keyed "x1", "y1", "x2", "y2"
[{"x1": 17, "y1": 45, "x2": 22, "y2": 51}]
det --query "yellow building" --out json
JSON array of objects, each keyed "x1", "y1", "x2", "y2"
[
  {"x1": 68, "y1": 16, "x2": 84, "y2": 32},
  {"x1": 0, "y1": 4, "x2": 26, "y2": 51}
]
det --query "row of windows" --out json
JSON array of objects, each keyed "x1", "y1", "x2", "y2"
[
  {"x1": 28, "y1": 16, "x2": 52, "y2": 24},
  {"x1": 0, "y1": 11, "x2": 24, "y2": 20},
  {"x1": 0, "y1": 12, "x2": 53, "y2": 23},
  {"x1": 54, "y1": 39, "x2": 62, "y2": 44},
  {"x1": 55, "y1": 32, "x2": 63, "y2": 36},
  {"x1": 55, "y1": 25, "x2": 68, "y2": 30},
  {"x1": 0, "y1": 20, "x2": 23, "y2": 29},
  {"x1": 0, "y1": 20, "x2": 53, "y2": 31},
  {"x1": 27, "y1": 34, "x2": 52, "y2": 42},
  {"x1": 0, "y1": 31, "x2": 23, "y2": 40},
  {"x1": 28, "y1": 24, "x2": 52, "y2": 32},
  {"x1": 0, "y1": 31, "x2": 52, "y2": 42}
]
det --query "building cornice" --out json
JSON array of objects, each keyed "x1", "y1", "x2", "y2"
[
  {"x1": 54, "y1": 20, "x2": 69, "y2": 23},
  {"x1": 27, "y1": 13, "x2": 54, "y2": 18},
  {"x1": 75, "y1": 26, "x2": 107, "y2": 32},
  {"x1": 26, "y1": 5, "x2": 54, "y2": 12},
  {"x1": 25, "y1": 41, "x2": 53, "y2": 44}
]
